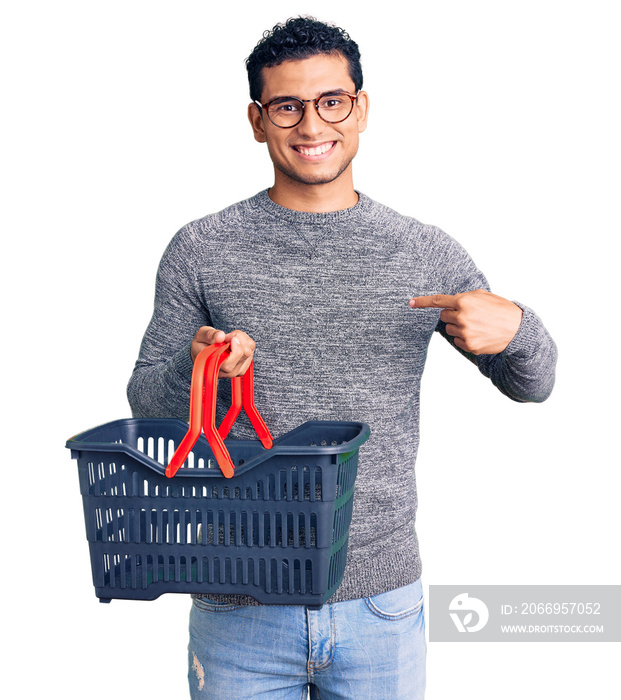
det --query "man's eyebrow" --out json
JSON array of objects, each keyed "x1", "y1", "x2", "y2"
[{"x1": 265, "y1": 88, "x2": 351, "y2": 102}]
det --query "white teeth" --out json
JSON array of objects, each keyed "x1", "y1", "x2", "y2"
[{"x1": 296, "y1": 142, "x2": 334, "y2": 156}]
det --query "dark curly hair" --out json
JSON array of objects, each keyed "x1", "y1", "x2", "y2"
[{"x1": 246, "y1": 16, "x2": 363, "y2": 103}]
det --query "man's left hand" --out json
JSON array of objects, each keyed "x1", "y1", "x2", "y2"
[{"x1": 409, "y1": 289, "x2": 523, "y2": 355}]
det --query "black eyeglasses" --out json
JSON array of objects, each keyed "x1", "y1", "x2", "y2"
[{"x1": 256, "y1": 91, "x2": 359, "y2": 129}]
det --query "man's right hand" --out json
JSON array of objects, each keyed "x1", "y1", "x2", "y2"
[{"x1": 190, "y1": 326, "x2": 256, "y2": 378}]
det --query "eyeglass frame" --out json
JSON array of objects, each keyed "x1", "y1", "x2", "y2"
[{"x1": 254, "y1": 91, "x2": 360, "y2": 129}]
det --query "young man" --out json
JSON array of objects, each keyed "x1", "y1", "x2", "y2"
[{"x1": 127, "y1": 17, "x2": 557, "y2": 700}]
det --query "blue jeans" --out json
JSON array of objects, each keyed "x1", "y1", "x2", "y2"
[{"x1": 188, "y1": 578, "x2": 426, "y2": 699}]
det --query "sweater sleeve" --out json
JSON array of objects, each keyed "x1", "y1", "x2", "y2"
[
  {"x1": 433, "y1": 230, "x2": 558, "y2": 403},
  {"x1": 126, "y1": 225, "x2": 209, "y2": 419}
]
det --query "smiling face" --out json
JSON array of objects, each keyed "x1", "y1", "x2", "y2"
[{"x1": 248, "y1": 53, "x2": 369, "y2": 210}]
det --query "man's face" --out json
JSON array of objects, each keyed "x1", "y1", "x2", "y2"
[{"x1": 248, "y1": 53, "x2": 369, "y2": 188}]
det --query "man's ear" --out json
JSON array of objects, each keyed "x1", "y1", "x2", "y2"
[
  {"x1": 355, "y1": 91, "x2": 370, "y2": 134},
  {"x1": 248, "y1": 103, "x2": 267, "y2": 143}
]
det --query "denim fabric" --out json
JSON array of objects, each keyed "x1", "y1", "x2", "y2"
[{"x1": 188, "y1": 578, "x2": 426, "y2": 699}]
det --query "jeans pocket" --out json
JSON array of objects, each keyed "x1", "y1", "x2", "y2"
[
  {"x1": 192, "y1": 597, "x2": 247, "y2": 613},
  {"x1": 364, "y1": 579, "x2": 424, "y2": 621}
]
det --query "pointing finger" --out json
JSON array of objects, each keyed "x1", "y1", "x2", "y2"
[{"x1": 409, "y1": 294, "x2": 458, "y2": 309}]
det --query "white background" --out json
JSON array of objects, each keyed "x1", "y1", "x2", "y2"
[{"x1": 3, "y1": 1, "x2": 619, "y2": 698}]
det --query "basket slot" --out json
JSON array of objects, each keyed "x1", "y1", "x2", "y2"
[
  {"x1": 89, "y1": 460, "x2": 129, "y2": 497},
  {"x1": 190, "y1": 556, "x2": 242, "y2": 586},
  {"x1": 249, "y1": 512, "x2": 259, "y2": 546},
  {"x1": 332, "y1": 495, "x2": 355, "y2": 545},
  {"x1": 310, "y1": 467, "x2": 321, "y2": 502},
  {"x1": 272, "y1": 558, "x2": 281, "y2": 592},
  {"x1": 278, "y1": 466, "x2": 323, "y2": 502},
  {"x1": 303, "y1": 559, "x2": 313, "y2": 594},
  {"x1": 199, "y1": 511, "x2": 240, "y2": 546},
  {"x1": 142, "y1": 555, "x2": 151, "y2": 588},
  {"x1": 152, "y1": 510, "x2": 162, "y2": 543},
  {"x1": 102, "y1": 553, "x2": 111, "y2": 584},
  {"x1": 327, "y1": 543, "x2": 348, "y2": 594},
  {"x1": 336, "y1": 452, "x2": 358, "y2": 499},
  {"x1": 302, "y1": 513, "x2": 316, "y2": 548},
  {"x1": 160, "y1": 555, "x2": 174, "y2": 582},
  {"x1": 173, "y1": 555, "x2": 181, "y2": 582},
  {"x1": 141, "y1": 509, "x2": 195, "y2": 545},
  {"x1": 288, "y1": 559, "x2": 296, "y2": 593},
  {"x1": 111, "y1": 553, "x2": 131, "y2": 589},
  {"x1": 267, "y1": 474, "x2": 276, "y2": 500},
  {"x1": 93, "y1": 507, "x2": 128, "y2": 543},
  {"x1": 269, "y1": 513, "x2": 278, "y2": 547},
  {"x1": 222, "y1": 512, "x2": 231, "y2": 546},
  {"x1": 128, "y1": 554, "x2": 139, "y2": 588},
  {"x1": 307, "y1": 467, "x2": 315, "y2": 502},
  {"x1": 112, "y1": 508, "x2": 126, "y2": 542},
  {"x1": 135, "y1": 434, "x2": 212, "y2": 472},
  {"x1": 262, "y1": 559, "x2": 271, "y2": 593},
  {"x1": 191, "y1": 556, "x2": 202, "y2": 583}
]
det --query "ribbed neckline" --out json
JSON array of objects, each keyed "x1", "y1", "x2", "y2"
[{"x1": 249, "y1": 188, "x2": 373, "y2": 225}]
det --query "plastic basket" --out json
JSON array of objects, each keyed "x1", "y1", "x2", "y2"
[{"x1": 67, "y1": 343, "x2": 370, "y2": 605}]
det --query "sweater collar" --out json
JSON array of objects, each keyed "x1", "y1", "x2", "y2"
[{"x1": 251, "y1": 188, "x2": 372, "y2": 225}]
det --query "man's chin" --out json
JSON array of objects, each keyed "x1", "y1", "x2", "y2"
[{"x1": 276, "y1": 162, "x2": 352, "y2": 187}]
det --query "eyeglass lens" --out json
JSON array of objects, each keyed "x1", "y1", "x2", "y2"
[{"x1": 268, "y1": 93, "x2": 354, "y2": 127}]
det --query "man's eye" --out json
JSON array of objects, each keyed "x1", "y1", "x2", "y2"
[
  {"x1": 319, "y1": 96, "x2": 346, "y2": 109},
  {"x1": 273, "y1": 101, "x2": 302, "y2": 113}
]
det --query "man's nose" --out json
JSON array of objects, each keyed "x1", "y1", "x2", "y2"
[{"x1": 296, "y1": 104, "x2": 327, "y2": 136}]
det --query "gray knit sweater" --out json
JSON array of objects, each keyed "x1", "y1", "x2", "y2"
[{"x1": 127, "y1": 189, "x2": 557, "y2": 603}]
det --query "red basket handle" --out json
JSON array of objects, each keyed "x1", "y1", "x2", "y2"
[{"x1": 165, "y1": 343, "x2": 273, "y2": 478}]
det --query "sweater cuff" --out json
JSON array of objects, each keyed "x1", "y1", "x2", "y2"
[
  {"x1": 170, "y1": 341, "x2": 195, "y2": 380},
  {"x1": 503, "y1": 302, "x2": 544, "y2": 357}
]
